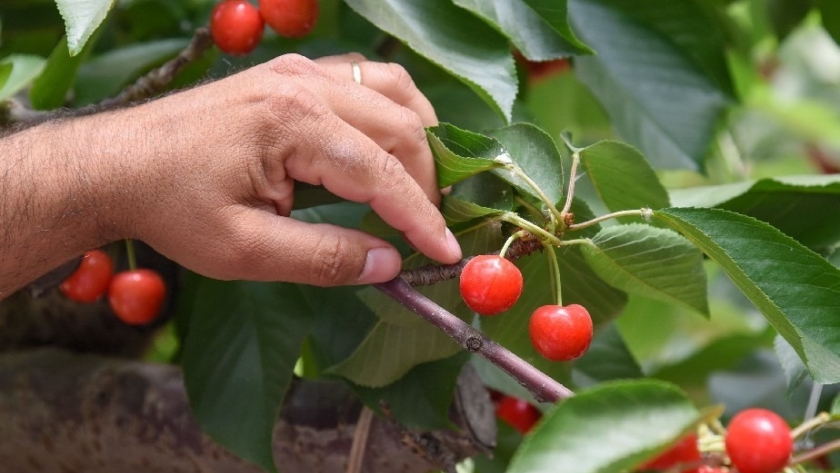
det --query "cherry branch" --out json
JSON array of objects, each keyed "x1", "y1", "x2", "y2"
[
  {"x1": 2, "y1": 27, "x2": 213, "y2": 129},
  {"x1": 100, "y1": 27, "x2": 213, "y2": 108},
  {"x1": 374, "y1": 277, "x2": 573, "y2": 404},
  {"x1": 399, "y1": 233, "x2": 544, "y2": 286}
]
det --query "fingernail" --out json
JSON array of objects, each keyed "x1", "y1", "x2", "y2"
[
  {"x1": 358, "y1": 247, "x2": 402, "y2": 284},
  {"x1": 445, "y1": 228, "x2": 462, "y2": 261}
]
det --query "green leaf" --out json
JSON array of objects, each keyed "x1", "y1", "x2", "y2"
[
  {"x1": 520, "y1": 0, "x2": 592, "y2": 53},
  {"x1": 442, "y1": 172, "x2": 514, "y2": 224},
  {"x1": 587, "y1": 0, "x2": 734, "y2": 95},
  {"x1": 489, "y1": 122, "x2": 565, "y2": 206},
  {"x1": 353, "y1": 352, "x2": 469, "y2": 430},
  {"x1": 428, "y1": 123, "x2": 506, "y2": 188},
  {"x1": 580, "y1": 224, "x2": 709, "y2": 315},
  {"x1": 74, "y1": 38, "x2": 188, "y2": 105},
  {"x1": 182, "y1": 278, "x2": 314, "y2": 473},
  {"x1": 54, "y1": 0, "x2": 116, "y2": 56},
  {"x1": 774, "y1": 335, "x2": 808, "y2": 395},
  {"x1": 0, "y1": 55, "x2": 46, "y2": 101},
  {"x1": 344, "y1": 0, "x2": 517, "y2": 121},
  {"x1": 656, "y1": 207, "x2": 840, "y2": 383},
  {"x1": 329, "y1": 223, "x2": 504, "y2": 387},
  {"x1": 821, "y1": 0, "x2": 840, "y2": 45},
  {"x1": 29, "y1": 33, "x2": 97, "y2": 109},
  {"x1": 453, "y1": 0, "x2": 590, "y2": 60},
  {"x1": 507, "y1": 380, "x2": 701, "y2": 473},
  {"x1": 0, "y1": 63, "x2": 12, "y2": 93},
  {"x1": 672, "y1": 175, "x2": 840, "y2": 251},
  {"x1": 570, "y1": 0, "x2": 729, "y2": 170},
  {"x1": 573, "y1": 323, "x2": 643, "y2": 387},
  {"x1": 579, "y1": 140, "x2": 671, "y2": 216},
  {"x1": 767, "y1": 0, "x2": 814, "y2": 41}
]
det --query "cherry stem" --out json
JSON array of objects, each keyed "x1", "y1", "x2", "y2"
[
  {"x1": 125, "y1": 239, "x2": 137, "y2": 271},
  {"x1": 499, "y1": 230, "x2": 526, "y2": 258},
  {"x1": 566, "y1": 208, "x2": 651, "y2": 232},
  {"x1": 790, "y1": 438, "x2": 840, "y2": 466},
  {"x1": 791, "y1": 412, "x2": 831, "y2": 439},
  {"x1": 374, "y1": 277, "x2": 574, "y2": 403},
  {"x1": 560, "y1": 151, "x2": 580, "y2": 217},
  {"x1": 546, "y1": 247, "x2": 562, "y2": 306}
]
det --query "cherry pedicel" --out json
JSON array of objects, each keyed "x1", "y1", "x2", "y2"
[
  {"x1": 640, "y1": 433, "x2": 702, "y2": 473},
  {"x1": 259, "y1": 0, "x2": 319, "y2": 38},
  {"x1": 725, "y1": 408, "x2": 792, "y2": 473},
  {"x1": 459, "y1": 255, "x2": 523, "y2": 315},
  {"x1": 59, "y1": 249, "x2": 114, "y2": 303},
  {"x1": 108, "y1": 269, "x2": 166, "y2": 326},
  {"x1": 495, "y1": 395, "x2": 542, "y2": 435},
  {"x1": 528, "y1": 304, "x2": 593, "y2": 361},
  {"x1": 210, "y1": 0, "x2": 264, "y2": 55}
]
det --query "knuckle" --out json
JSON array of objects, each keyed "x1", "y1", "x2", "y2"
[
  {"x1": 311, "y1": 234, "x2": 355, "y2": 286},
  {"x1": 268, "y1": 53, "x2": 320, "y2": 77},
  {"x1": 375, "y1": 154, "x2": 408, "y2": 189},
  {"x1": 386, "y1": 62, "x2": 416, "y2": 91},
  {"x1": 266, "y1": 82, "x2": 330, "y2": 128}
]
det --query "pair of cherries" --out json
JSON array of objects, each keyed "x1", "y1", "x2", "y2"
[
  {"x1": 210, "y1": 0, "x2": 319, "y2": 55},
  {"x1": 458, "y1": 254, "x2": 593, "y2": 362},
  {"x1": 60, "y1": 249, "x2": 166, "y2": 326}
]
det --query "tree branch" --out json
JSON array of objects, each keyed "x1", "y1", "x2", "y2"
[
  {"x1": 374, "y1": 277, "x2": 573, "y2": 404},
  {"x1": 99, "y1": 27, "x2": 213, "y2": 108},
  {"x1": 399, "y1": 233, "x2": 544, "y2": 286}
]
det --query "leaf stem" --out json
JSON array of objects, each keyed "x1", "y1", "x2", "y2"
[
  {"x1": 374, "y1": 277, "x2": 574, "y2": 403},
  {"x1": 505, "y1": 164, "x2": 564, "y2": 231},
  {"x1": 566, "y1": 208, "x2": 652, "y2": 232},
  {"x1": 560, "y1": 151, "x2": 580, "y2": 217},
  {"x1": 500, "y1": 213, "x2": 562, "y2": 247}
]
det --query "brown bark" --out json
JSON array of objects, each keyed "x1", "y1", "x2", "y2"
[{"x1": 0, "y1": 348, "x2": 494, "y2": 473}]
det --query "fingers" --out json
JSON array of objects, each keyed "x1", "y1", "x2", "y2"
[
  {"x1": 346, "y1": 61, "x2": 439, "y2": 127},
  {"x1": 309, "y1": 61, "x2": 441, "y2": 204},
  {"x1": 281, "y1": 111, "x2": 461, "y2": 265}
]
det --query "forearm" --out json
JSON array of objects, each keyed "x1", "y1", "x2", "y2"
[{"x1": 0, "y1": 115, "x2": 137, "y2": 298}]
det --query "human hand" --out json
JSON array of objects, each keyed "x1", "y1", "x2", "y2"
[{"x1": 111, "y1": 53, "x2": 460, "y2": 286}]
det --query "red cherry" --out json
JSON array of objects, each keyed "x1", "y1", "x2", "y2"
[
  {"x1": 59, "y1": 249, "x2": 114, "y2": 303},
  {"x1": 459, "y1": 255, "x2": 523, "y2": 315},
  {"x1": 108, "y1": 269, "x2": 166, "y2": 325},
  {"x1": 210, "y1": 0, "x2": 264, "y2": 55},
  {"x1": 528, "y1": 304, "x2": 593, "y2": 361},
  {"x1": 258, "y1": 0, "x2": 319, "y2": 38},
  {"x1": 641, "y1": 433, "x2": 701, "y2": 473},
  {"x1": 495, "y1": 395, "x2": 541, "y2": 434},
  {"x1": 725, "y1": 408, "x2": 792, "y2": 473}
]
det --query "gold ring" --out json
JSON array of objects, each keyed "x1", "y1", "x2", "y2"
[{"x1": 351, "y1": 61, "x2": 362, "y2": 85}]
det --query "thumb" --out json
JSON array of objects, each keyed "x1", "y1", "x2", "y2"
[{"x1": 219, "y1": 209, "x2": 403, "y2": 286}]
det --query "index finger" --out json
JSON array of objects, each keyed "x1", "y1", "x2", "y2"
[{"x1": 282, "y1": 110, "x2": 461, "y2": 265}]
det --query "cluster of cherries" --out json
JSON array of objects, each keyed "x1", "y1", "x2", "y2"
[
  {"x1": 459, "y1": 254, "x2": 593, "y2": 362},
  {"x1": 641, "y1": 408, "x2": 794, "y2": 473},
  {"x1": 209, "y1": 0, "x2": 319, "y2": 55},
  {"x1": 494, "y1": 397, "x2": 795, "y2": 473},
  {"x1": 59, "y1": 249, "x2": 166, "y2": 326}
]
